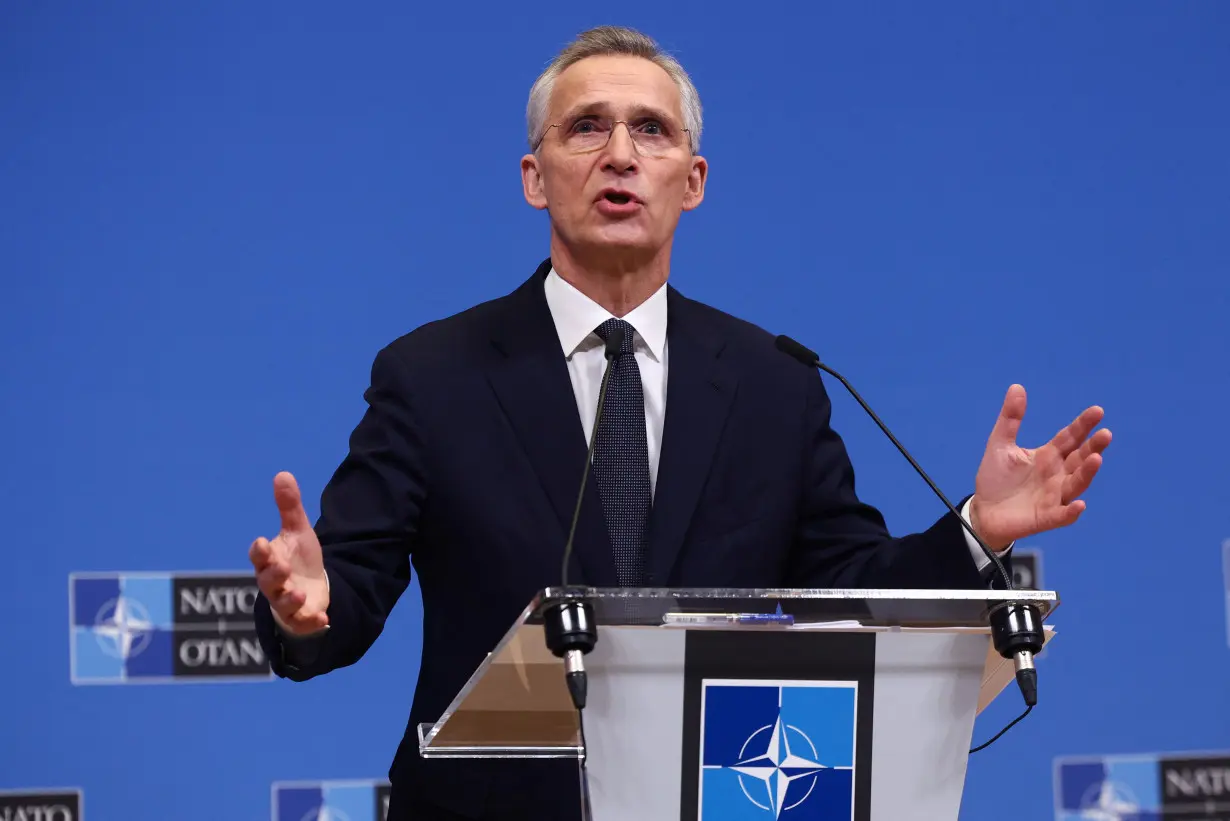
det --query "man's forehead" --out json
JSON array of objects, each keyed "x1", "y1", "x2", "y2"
[{"x1": 550, "y1": 55, "x2": 682, "y2": 118}]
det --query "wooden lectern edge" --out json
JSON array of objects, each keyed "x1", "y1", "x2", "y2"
[{"x1": 976, "y1": 624, "x2": 1056, "y2": 715}]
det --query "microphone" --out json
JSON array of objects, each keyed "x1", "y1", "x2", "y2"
[
  {"x1": 773, "y1": 334, "x2": 1044, "y2": 714},
  {"x1": 541, "y1": 324, "x2": 624, "y2": 821},
  {"x1": 543, "y1": 322, "x2": 626, "y2": 713}
]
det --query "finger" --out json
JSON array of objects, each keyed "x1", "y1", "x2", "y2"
[
  {"x1": 1062, "y1": 452, "x2": 1103, "y2": 503},
  {"x1": 281, "y1": 608, "x2": 329, "y2": 634},
  {"x1": 250, "y1": 537, "x2": 290, "y2": 574},
  {"x1": 1064, "y1": 427, "x2": 1113, "y2": 473},
  {"x1": 272, "y1": 588, "x2": 307, "y2": 616},
  {"x1": 257, "y1": 560, "x2": 292, "y2": 598},
  {"x1": 273, "y1": 471, "x2": 313, "y2": 534},
  {"x1": 248, "y1": 537, "x2": 273, "y2": 570},
  {"x1": 1045, "y1": 500, "x2": 1087, "y2": 530},
  {"x1": 988, "y1": 385, "x2": 1027, "y2": 445},
  {"x1": 293, "y1": 610, "x2": 330, "y2": 631},
  {"x1": 1049, "y1": 405, "x2": 1105, "y2": 458}
]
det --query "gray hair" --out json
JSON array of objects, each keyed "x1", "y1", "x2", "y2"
[{"x1": 526, "y1": 26, "x2": 703, "y2": 154}]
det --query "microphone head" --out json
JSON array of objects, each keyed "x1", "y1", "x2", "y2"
[
  {"x1": 603, "y1": 324, "x2": 625, "y2": 359},
  {"x1": 774, "y1": 334, "x2": 820, "y2": 367}
]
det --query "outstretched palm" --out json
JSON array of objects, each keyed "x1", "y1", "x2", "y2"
[
  {"x1": 248, "y1": 472, "x2": 330, "y2": 634},
  {"x1": 970, "y1": 385, "x2": 1112, "y2": 550}
]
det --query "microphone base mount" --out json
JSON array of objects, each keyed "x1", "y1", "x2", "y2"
[
  {"x1": 542, "y1": 590, "x2": 597, "y2": 711},
  {"x1": 542, "y1": 590, "x2": 598, "y2": 657},
  {"x1": 988, "y1": 600, "x2": 1044, "y2": 707}
]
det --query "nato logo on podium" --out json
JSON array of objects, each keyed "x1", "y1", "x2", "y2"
[
  {"x1": 69, "y1": 571, "x2": 271, "y2": 684},
  {"x1": 699, "y1": 679, "x2": 858, "y2": 820}
]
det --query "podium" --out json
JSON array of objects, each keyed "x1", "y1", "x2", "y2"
[{"x1": 417, "y1": 587, "x2": 1057, "y2": 820}]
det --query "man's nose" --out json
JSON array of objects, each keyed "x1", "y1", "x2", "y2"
[{"x1": 602, "y1": 121, "x2": 639, "y2": 171}]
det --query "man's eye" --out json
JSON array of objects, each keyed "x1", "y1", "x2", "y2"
[
  {"x1": 572, "y1": 120, "x2": 600, "y2": 134},
  {"x1": 639, "y1": 121, "x2": 664, "y2": 135}
]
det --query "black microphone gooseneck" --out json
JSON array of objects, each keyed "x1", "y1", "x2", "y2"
[
  {"x1": 773, "y1": 335, "x2": 1045, "y2": 746},
  {"x1": 541, "y1": 324, "x2": 625, "y2": 819}
]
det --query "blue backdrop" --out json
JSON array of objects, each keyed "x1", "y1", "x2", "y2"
[{"x1": 3, "y1": 2, "x2": 1228, "y2": 819}]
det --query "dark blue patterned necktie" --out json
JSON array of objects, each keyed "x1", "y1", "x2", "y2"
[{"x1": 592, "y1": 318, "x2": 651, "y2": 587}]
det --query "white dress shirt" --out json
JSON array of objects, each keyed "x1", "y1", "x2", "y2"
[
  {"x1": 542, "y1": 267, "x2": 1006, "y2": 574},
  {"x1": 543, "y1": 267, "x2": 669, "y2": 498}
]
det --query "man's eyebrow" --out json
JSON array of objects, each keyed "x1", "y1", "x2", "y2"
[{"x1": 555, "y1": 100, "x2": 681, "y2": 125}]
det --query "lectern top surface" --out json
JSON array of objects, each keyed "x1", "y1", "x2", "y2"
[{"x1": 533, "y1": 586, "x2": 1058, "y2": 627}]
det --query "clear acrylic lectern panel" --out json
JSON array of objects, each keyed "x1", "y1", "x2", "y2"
[{"x1": 416, "y1": 587, "x2": 1057, "y2": 759}]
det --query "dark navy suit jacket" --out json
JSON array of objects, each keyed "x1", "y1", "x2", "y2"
[{"x1": 253, "y1": 258, "x2": 998, "y2": 819}]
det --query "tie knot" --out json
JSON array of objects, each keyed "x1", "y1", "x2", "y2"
[{"x1": 595, "y1": 318, "x2": 636, "y2": 355}]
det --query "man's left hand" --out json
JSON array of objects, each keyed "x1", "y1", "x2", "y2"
[{"x1": 969, "y1": 384, "x2": 1112, "y2": 551}]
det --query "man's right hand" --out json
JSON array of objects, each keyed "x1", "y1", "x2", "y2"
[{"x1": 249, "y1": 471, "x2": 330, "y2": 635}]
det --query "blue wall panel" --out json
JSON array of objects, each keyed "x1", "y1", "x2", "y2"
[{"x1": 2, "y1": 3, "x2": 1228, "y2": 819}]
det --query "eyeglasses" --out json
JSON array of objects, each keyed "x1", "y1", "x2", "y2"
[{"x1": 534, "y1": 116, "x2": 691, "y2": 157}]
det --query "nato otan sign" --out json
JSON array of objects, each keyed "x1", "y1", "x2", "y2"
[
  {"x1": 0, "y1": 788, "x2": 81, "y2": 821},
  {"x1": 1054, "y1": 749, "x2": 1230, "y2": 819},
  {"x1": 69, "y1": 571, "x2": 271, "y2": 684},
  {"x1": 272, "y1": 780, "x2": 391, "y2": 821}
]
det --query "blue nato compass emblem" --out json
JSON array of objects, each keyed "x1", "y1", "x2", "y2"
[
  {"x1": 699, "y1": 679, "x2": 857, "y2": 820},
  {"x1": 71, "y1": 573, "x2": 173, "y2": 681},
  {"x1": 273, "y1": 780, "x2": 390, "y2": 821},
  {"x1": 1055, "y1": 757, "x2": 1160, "y2": 820}
]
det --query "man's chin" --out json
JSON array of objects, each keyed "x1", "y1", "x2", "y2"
[
  {"x1": 552, "y1": 224, "x2": 665, "y2": 266},
  {"x1": 582, "y1": 226, "x2": 656, "y2": 253}
]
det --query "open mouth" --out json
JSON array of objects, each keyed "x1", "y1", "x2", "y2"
[{"x1": 603, "y1": 192, "x2": 634, "y2": 205}]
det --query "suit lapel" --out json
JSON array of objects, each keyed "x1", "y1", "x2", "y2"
[
  {"x1": 485, "y1": 260, "x2": 619, "y2": 587},
  {"x1": 646, "y1": 287, "x2": 737, "y2": 584}
]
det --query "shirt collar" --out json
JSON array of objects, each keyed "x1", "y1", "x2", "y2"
[{"x1": 543, "y1": 266, "x2": 668, "y2": 361}]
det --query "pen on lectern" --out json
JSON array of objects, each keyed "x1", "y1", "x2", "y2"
[{"x1": 660, "y1": 612, "x2": 795, "y2": 627}]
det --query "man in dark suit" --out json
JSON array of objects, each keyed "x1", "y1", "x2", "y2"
[{"x1": 248, "y1": 25, "x2": 1111, "y2": 821}]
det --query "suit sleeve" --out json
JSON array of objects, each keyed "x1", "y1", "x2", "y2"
[
  {"x1": 253, "y1": 344, "x2": 426, "y2": 680},
  {"x1": 786, "y1": 368, "x2": 1001, "y2": 590}
]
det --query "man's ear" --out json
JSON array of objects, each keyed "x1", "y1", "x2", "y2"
[
  {"x1": 521, "y1": 154, "x2": 548, "y2": 210},
  {"x1": 682, "y1": 155, "x2": 708, "y2": 211}
]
